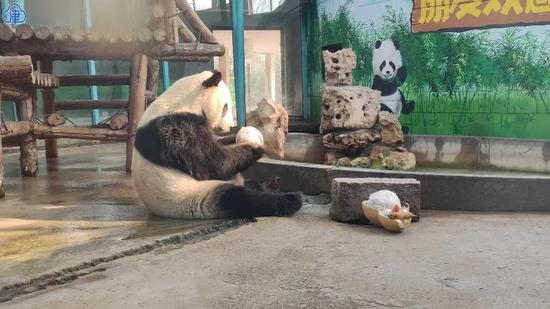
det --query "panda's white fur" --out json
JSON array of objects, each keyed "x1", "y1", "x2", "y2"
[
  {"x1": 132, "y1": 71, "x2": 302, "y2": 219},
  {"x1": 133, "y1": 71, "x2": 241, "y2": 218}
]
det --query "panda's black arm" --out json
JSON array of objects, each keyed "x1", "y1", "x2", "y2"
[
  {"x1": 215, "y1": 133, "x2": 237, "y2": 145},
  {"x1": 137, "y1": 113, "x2": 263, "y2": 181}
]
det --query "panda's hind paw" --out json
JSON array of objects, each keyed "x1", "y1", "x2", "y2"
[{"x1": 277, "y1": 193, "x2": 303, "y2": 216}]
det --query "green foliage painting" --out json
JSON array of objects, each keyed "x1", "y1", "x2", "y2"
[{"x1": 309, "y1": 0, "x2": 550, "y2": 139}]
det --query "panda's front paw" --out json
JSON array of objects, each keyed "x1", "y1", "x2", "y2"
[{"x1": 244, "y1": 144, "x2": 264, "y2": 161}]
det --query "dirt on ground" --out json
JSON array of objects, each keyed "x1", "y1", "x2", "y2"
[{"x1": 3, "y1": 195, "x2": 550, "y2": 309}]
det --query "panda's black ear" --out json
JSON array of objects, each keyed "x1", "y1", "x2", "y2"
[
  {"x1": 392, "y1": 39, "x2": 400, "y2": 50},
  {"x1": 374, "y1": 40, "x2": 382, "y2": 49},
  {"x1": 202, "y1": 70, "x2": 223, "y2": 88}
]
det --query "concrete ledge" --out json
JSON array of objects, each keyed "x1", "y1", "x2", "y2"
[
  {"x1": 283, "y1": 133, "x2": 550, "y2": 173},
  {"x1": 245, "y1": 159, "x2": 550, "y2": 212}
]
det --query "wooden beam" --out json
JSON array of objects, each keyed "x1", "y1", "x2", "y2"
[
  {"x1": 155, "y1": 55, "x2": 210, "y2": 62},
  {"x1": 16, "y1": 96, "x2": 38, "y2": 176},
  {"x1": 15, "y1": 24, "x2": 34, "y2": 40},
  {"x1": 34, "y1": 124, "x2": 128, "y2": 141},
  {"x1": 146, "y1": 59, "x2": 160, "y2": 102},
  {"x1": 58, "y1": 74, "x2": 131, "y2": 86},
  {"x1": 0, "y1": 55, "x2": 34, "y2": 82},
  {"x1": 0, "y1": 24, "x2": 14, "y2": 42},
  {"x1": 0, "y1": 40, "x2": 223, "y2": 60},
  {"x1": 0, "y1": 90, "x2": 3, "y2": 198},
  {"x1": 31, "y1": 72, "x2": 59, "y2": 88},
  {"x1": 0, "y1": 81, "x2": 31, "y2": 101},
  {"x1": 35, "y1": 26, "x2": 53, "y2": 41},
  {"x1": 41, "y1": 60, "x2": 58, "y2": 159},
  {"x1": 176, "y1": 18, "x2": 196, "y2": 43},
  {"x1": 52, "y1": 26, "x2": 70, "y2": 41},
  {"x1": 55, "y1": 99, "x2": 128, "y2": 110},
  {"x1": 126, "y1": 54, "x2": 148, "y2": 172},
  {"x1": 152, "y1": 43, "x2": 225, "y2": 57},
  {"x1": 0, "y1": 121, "x2": 32, "y2": 138},
  {"x1": 163, "y1": 0, "x2": 179, "y2": 45},
  {"x1": 174, "y1": 0, "x2": 219, "y2": 44}
]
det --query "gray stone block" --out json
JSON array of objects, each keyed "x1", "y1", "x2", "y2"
[
  {"x1": 330, "y1": 178, "x2": 421, "y2": 223},
  {"x1": 320, "y1": 85, "x2": 380, "y2": 133}
]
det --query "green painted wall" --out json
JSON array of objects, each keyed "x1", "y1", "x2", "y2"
[{"x1": 309, "y1": 0, "x2": 550, "y2": 139}]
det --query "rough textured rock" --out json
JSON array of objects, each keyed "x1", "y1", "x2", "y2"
[
  {"x1": 45, "y1": 113, "x2": 66, "y2": 127},
  {"x1": 322, "y1": 129, "x2": 380, "y2": 154},
  {"x1": 110, "y1": 112, "x2": 129, "y2": 130},
  {"x1": 378, "y1": 111, "x2": 403, "y2": 145},
  {"x1": 324, "y1": 150, "x2": 343, "y2": 165},
  {"x1": 247, "y1": 97, "x2": 289, "y2": 160},
  {"x1": 320, "y1": 85, "x2": 380, "y2": 133},
  {"x1": 335, "y1": 156, "x2": 371, "y2": 168},
  {"x1": 330, "y1": 178, "x2": 421, "y2": 223},
  {"x1": 323, "y1": 48, "x2": 356, "y2": 85},
  {"x1": 370, "y1": 145, "x2": 416, "y2": 170}
]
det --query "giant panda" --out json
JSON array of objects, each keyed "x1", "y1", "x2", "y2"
[
  {"x1": 132, "y1": 70, "x2": 302, "y2": 219},
  {"x1": 371, "y1": 39, "x2": 415, "y2": 118}
]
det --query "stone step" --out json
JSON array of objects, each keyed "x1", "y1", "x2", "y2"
[{"x1": 330, "y1": 177, "x2": 421, "y2": 223}]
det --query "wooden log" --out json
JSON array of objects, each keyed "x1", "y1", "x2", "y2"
[
  {"x1": 0, "y1": 55, "x2": 33, "y2": 81},
  {"x1": 153, "y1": 29, "x2": 167, "y2": 42},
  {"x1": 109, "y1": 111, "x2": 128, "y2": 130},
  {"x1": 0, "y1": 24, "x2": 14, "y2": 42},
  {"x1": 0, "y1": 90, "x2": 4, "y2": 198},
  {"x1": 70, "y1": 29, "x2": 87, "y2": 43},
  {"x1": 163, "y1": 0, "x2": 179, "y2": 45},
  {"x1": 15, "y1": 24, "x2": 34, "y2": 40},
  {"x1": 58, "y1": 74, "x2": 131, "y2": 86},
  {"x1": 55, "y1": 99, "x2": 128, "y2": 110},
  {"x1": 45, "y1": 113, "x2": 66, "y2": 126},
  {"x1": 156, "y1": 55, "x2": 210, "y2": 62},
  {"x1": 0, "y1": 121, "x2": 32, "y2": 138},
  {"x1": 16, "y1": 96, "x2": 38, "y2": 176},
  {"x1": 152, "y1": 42, "x2": 225, "y2": 57},
  {"x1": 175, "y1": 0, "x2": 219, "y2": 44},
  {"x1": 138, "y1": 28, "x2": 153, "y2": 43},
  {"x1": 34, "y1": 124, "x2": 128, "y2": 141},
  {"x1": 121, "y1": 32, "x2": 137, "y2": 44},
  {"x1": 41, "y1": 60, "x2": 58, "y2": 158},
  {"x1": 0, "y1": 81, "x2": 30, "y2": 100},
  {"x1": 152, "y1": 0, "x2": 165, "y2": 18},
  {"x1": 31, "y1": 71, "x2": 59, "y2": 88},
  {"x1": 126, "y1": 54, "x2": 148, "y2": 172},
  {"x1": 35, "y1": 26, "x2": 52, "y2": 41},
  {"x1": 176, "y1": 18, "x2": 196, "y2": 43},
  {"x1": 52, "y1": 26, "x2": 70, "y2": 41},
  {"x1": 104, "y1": 32, "x2": 119, "y2": 44},
  {"x1": 146, "y1": 59, "x2": 160, "y2": 100},
  {"x1": 87, "y1": 31, "x2": 103, "y2": 43}
]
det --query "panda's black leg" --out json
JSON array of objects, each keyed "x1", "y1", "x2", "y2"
[
  {"x1": 219, "y1": 185, "x2": 302, "y2": 218},
  {"x1": 244, "y1": 177, "x2": 281, "y2": 193}
]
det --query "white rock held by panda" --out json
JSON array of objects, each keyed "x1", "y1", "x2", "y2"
[
  {"x1": 320, "y1": 85, "x2": 380, "y2": 133},
  {"x1": 236, "y1": 126, "x2": 264, "y2": 148}
]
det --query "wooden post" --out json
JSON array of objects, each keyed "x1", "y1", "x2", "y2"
[
  {"x1": 175, "y1": 0, "x2": 219, "y2": 44},
  {"x1": 0, "y1": 91, "x2": 4, "y2": 198},
  {"x1": 41, "y1": 60, "x2": 58, "y2": 159},
  {"x1": 16, "y1": 96, "x2": 38, "y2": 176},
  {"x1": 146, "y1": 58, "x2": 160, "y2": 104},
  {"x1": 126, "y1": 54, "x2": 149, "y2": 172}
]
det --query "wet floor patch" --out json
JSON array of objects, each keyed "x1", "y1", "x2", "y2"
[{"x1": 0, "y1": 218, "x2": 253, "y2": 303}]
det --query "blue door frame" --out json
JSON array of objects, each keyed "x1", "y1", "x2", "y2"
[{"x1": 231, "y1": 0, "x2": 246, "y2": 128}]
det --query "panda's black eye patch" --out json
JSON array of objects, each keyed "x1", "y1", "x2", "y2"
[
  {"x1": 222, "y1": 103, "x2": 228, "y2": 117},
  {"x1": 389, "y1": 61, "x2": 396, "y2": 71},
  {"x1": 379, "y1": 61, "x2": 386, "y2": 71}
]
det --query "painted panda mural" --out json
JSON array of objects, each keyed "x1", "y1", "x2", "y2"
[
  {"x1": 371, "y1": 39, "x2": 415, "y2": 120},
  {"x1": 132, "y1": 70, "x2": 302, "y2": 219}
]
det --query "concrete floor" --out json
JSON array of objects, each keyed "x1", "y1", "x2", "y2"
[{"x1": 1, "y1": 143, "x2": 550, "y2": 308}]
